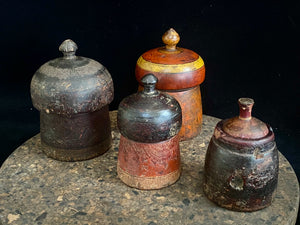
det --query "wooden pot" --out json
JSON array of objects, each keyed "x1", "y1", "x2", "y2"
[
  {"x1": 136, "y1": 28, "x2": 205, "y2": 141},
  {"x1": 203, "y1": 98, "x2": 279, "y2": 211},
  {"x1": 31, "y1": 39, "x2": 114, "y2": 161},
  {"x1": 117, "y1": 74, "x2": 182, "y2": 189}
]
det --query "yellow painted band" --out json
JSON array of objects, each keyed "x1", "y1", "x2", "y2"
[{"x1": 137, "y1": 56, "x2": 204, "y2": 73}]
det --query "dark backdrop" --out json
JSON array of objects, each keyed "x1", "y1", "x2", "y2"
[{"x1": 0, "y1": 0, "x2": 299, "y2": 220}]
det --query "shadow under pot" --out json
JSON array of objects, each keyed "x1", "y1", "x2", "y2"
[
  {"x1": 30, "y1": 39, "x2": 114, "y2": 161},
  {"x1": 203, "y1": 98, "x2": 279, "y2": 211},
  {"x1": 117, "y1": 74, "x2": 182, "y2": 190}
]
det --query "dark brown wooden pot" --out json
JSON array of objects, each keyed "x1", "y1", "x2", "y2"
[
  {"x1": 203, "y1": 98, "x2": 279, "y2": 211},
  {"x1": 30, "y1": 39, "x2": 114, "y2": 161},
  {"x1": 135, "y1": 28, "x2": 205, "y2": 141},
  {"x1": 117, "y1": 74, "x2": 182, "y2": 190}
]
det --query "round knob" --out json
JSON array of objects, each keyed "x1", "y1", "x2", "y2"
[
  {"x1": 59, "y1": 39, "x2": 78, "y2": 59},
  {"x1": 162, "y1": 28, "x2": 180, "y2": 51},
  {"x1": 141, "y1": 74, "x2": 158, "y2": 95},
  {"x1": 238, "y1": 98, "x2": 254, "y2": 120}
]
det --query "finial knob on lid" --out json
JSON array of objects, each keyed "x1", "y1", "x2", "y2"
[
  {"x1": 162, "y1": 28, "x2": 180, "y2": 50},
  {"x1": 238, "y1": 98, "x2": 254, "y2": 120},
  {"x1": 141, "y1": 74, "x2": 158, "y2": 95},
  {"x1": 59, "y1": 39, "x2": 78, "y2": 59},
  {"x1": 222, "y1": 97, "x2": 269, "y2": 140}
]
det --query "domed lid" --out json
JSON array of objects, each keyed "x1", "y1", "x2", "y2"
[
  {"x1": 214, "y1": 98, "x2": 274, "y2": 147},
  {"x1": 135, "y1": 28, "x2": 205, "y2": 90},
  {"x1": 117, "y1": 74, "x2": 182, "y2": 143},
  {"x1": 31, "y1": 39, "x2": 114, "y2": 115}
]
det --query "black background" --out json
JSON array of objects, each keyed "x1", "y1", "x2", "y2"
[{"x1": 0, "y1": 0, "x2": 299, "y2": 221}]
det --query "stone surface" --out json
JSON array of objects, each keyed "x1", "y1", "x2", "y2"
[{"x1": 0, "y1": 111, "x2": 299, "y2": 225}]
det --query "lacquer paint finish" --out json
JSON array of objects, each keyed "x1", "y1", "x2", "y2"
[
  {"x1": 135, "y1": 49, "x2": 205, "y2": 90},
  {"x1": 117, "y1": 135, "x2": 181, "y2": 190},
  {"x1": 167, "y1": 86, "x2": 202, "y2": 140},
  {"x1": 135, "y1": 29, "x2": 205, "y2": 141}
]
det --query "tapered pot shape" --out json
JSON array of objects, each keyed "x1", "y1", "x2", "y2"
[
  {"x1": 203, "y1": 98, "x2": 279, "y2": 211},
  {"x1": 117, "y1": 74, "x2": 182, "y2": 189}
]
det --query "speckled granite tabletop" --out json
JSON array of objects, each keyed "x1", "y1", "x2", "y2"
[{"x1": 0, "y1": 111, "x2": 299, "y2": 225}]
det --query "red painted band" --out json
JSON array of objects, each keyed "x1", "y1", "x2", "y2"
[
  {"x1": 118, "y1": 135, "x2": 180, "y2": 177},
  {"x1": 141, "y1": 47, "x2": 199, "y2": 64},
  {"x1": 135, "y1": 65, "x2": 205, "y2": 90}
]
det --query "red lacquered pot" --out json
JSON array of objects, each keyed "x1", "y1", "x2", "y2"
[
  {"x1": 135, "y1": 28, "x2": 205, "y2": 141},
  {"x1": 203, "y1": 98, "x2": 279, "y2": 211},
  {"x1": 117, "y1": 74, "x2": 182, "y2": 189}
]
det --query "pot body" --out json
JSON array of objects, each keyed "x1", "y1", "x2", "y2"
[
  {"x1": 164, "y1": 86, "x2": 202, "y2": 141},
  {"x1": 204, "y1": 122, "x2": 279, "y2": 211},
  {"x1": 117, "y1": 135, "x2": 180, "y2": 189},
  {"x1": 40, "y1": 105, "x2": 111, "y2": 161}
]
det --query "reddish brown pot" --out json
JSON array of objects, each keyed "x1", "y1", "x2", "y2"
[
  {"x1": 117, "y1": 74, "x2": 182, "y2": 189},
  {"x1": 203, "y1": 98, "x2": 279, "y2": 211},
  {"x1": 135, "y1": 28, "x2": 205, "y2": 141}
]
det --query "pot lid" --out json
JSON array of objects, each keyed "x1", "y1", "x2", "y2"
[
  {"x1": 117, "y1": 74, "x2": 182, "y2": 143},
  {"x1": 135, "y1": 28, "x2": 205, "y2": 90},
  {"x1": 31, "y1": 39, "x2": 114, "y2": 115},
  {"x1": 221, "y1": 98, "x2": 269, "y2": 139}
]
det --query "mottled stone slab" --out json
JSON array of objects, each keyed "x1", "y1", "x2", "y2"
[{"x1": 0, "y1": 111, "x2": 299, "y2": 225}]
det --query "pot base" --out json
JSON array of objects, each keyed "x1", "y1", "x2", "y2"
[
  {"x1": 117, "y1": 164, "x2": 180, "y2": 190},
  {"x1": 41, "y1": 136, "x2": 112, "y2": 161},
  {"x1": 203, "y1": 183, "x2": 275, "y2": 212}
]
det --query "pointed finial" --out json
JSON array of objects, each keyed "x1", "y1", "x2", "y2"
[
  {"x1": 141, "y1": 74, "x2": 158, "y2": 95},
  {"x1": 59, "y1": 39, "x2": 78, "y2": 59},
  {"x1": 162, "y1": 28, "x2": 180, "y2": 51}
]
